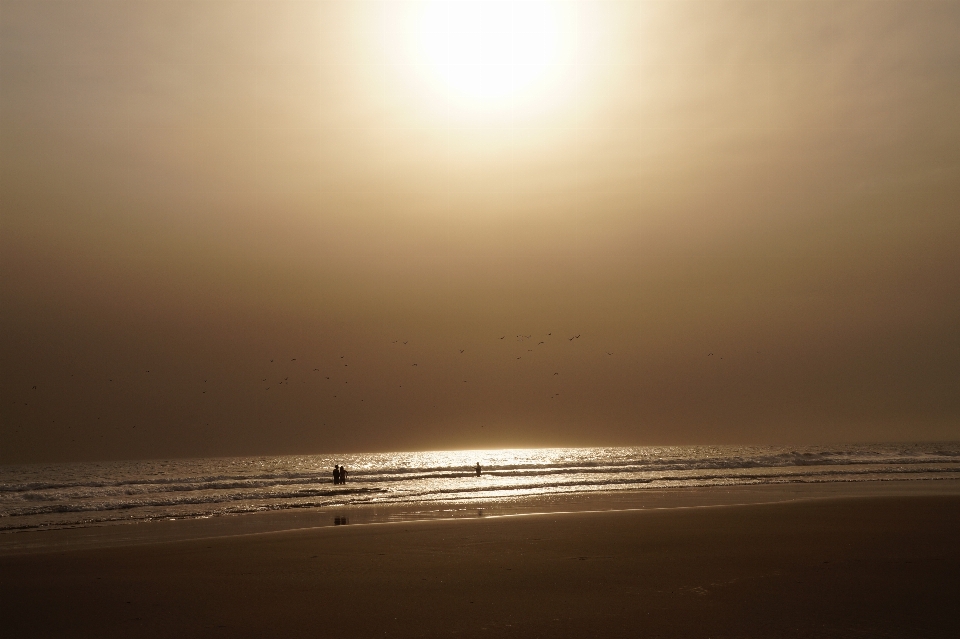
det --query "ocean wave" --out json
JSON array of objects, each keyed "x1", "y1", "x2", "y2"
[
  {"x1": 4, "y1": 464, "x2": 958, "y2": 521},
  {"x1": 2, "y1": 486, "x2": 385, "y2": 518},
  {"x1": 2, "y1": 443, "x2": 958, "y2": 531},
  {"x1": 3, "y1": 472, "x2": 957, "y2": 533},
  {"x1": 4, "y1": 449, "x2": 957, "y2": 495}
]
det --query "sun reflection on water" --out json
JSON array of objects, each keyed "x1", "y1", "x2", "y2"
[{"x1": 3, "y1": 444, "x2": 958, "y2": 532}]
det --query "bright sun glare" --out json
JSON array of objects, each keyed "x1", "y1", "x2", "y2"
[{"x1": 410, "y1": 1, "x2": 572, "y2": 114}]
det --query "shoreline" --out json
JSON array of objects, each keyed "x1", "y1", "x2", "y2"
[{"x1": 3, "y1": 477, "x2": 959, "y2": 556}]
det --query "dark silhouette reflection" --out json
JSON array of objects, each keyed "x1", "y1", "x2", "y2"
[
  {"x1": 477, "y1": 509, "x2": 485, "y2": 518},
  {"x1": 334, "y1": 517, "x2": 349, "y2": 526}
]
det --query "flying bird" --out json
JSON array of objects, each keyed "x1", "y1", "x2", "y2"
[{"x1": 459, "y1": 349, "x2": 464, "y2": 353}]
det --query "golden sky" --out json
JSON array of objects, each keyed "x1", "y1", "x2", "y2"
[{"x1": 2, "y1": 0, "x2": 959, "y2": 463}]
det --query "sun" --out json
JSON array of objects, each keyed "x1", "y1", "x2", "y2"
[{"x1": 408, "y1": 1, "x2": 571, "y2": 115}]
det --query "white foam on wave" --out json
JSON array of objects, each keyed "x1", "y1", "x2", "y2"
[{"x1": 2, "y1": 443, "x2": 958, "y2": 532}]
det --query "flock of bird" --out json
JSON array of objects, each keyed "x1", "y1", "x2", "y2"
[
  {"x1": 253, "y1": 332, "x2": 597, "y2": 399},
  {"x1": 15, "y1": 333, "x2": 734, "y2": 439},
  {"x1": 17, "y1": 335, "x2": 743, "y2": 405}
]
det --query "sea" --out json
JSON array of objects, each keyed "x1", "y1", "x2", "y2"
[{"x1": 2, "y1": 443, "x2": 959, "y2": 533}]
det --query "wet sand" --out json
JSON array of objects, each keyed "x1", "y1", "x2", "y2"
[
  {"x1": 2, "y1": 480, "x2": 953, "y2": 556},
  {"x1": 2, "y1": 490, "x2": 958, "y2": 638}
]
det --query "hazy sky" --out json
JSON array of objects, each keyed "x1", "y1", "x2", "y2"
[{"x1": 2, "y1": 0, "x2": 958, "y2": 463}]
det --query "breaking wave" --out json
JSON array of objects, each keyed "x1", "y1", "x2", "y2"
[{"x1": 2, "y1": 442, "x2": 958, "y2": 531}]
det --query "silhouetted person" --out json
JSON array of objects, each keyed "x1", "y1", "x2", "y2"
[
  {"x1": 475, "y1": 462, "x2": 482, "y2": 477},
  {"x1": 333, "y1": 465, "x2": 340, "y2": 485},
  {"x1": 340, "y1": 466, "x2": 347, "y2": 483}
]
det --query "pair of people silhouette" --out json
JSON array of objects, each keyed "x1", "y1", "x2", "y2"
[{"x1": 332, "y1": 465, "x2": 347, "y2": 485}]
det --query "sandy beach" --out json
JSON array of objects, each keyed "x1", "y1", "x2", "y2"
[{"x1": 2, "y1": 486, "x2": 958, "y2": 638}]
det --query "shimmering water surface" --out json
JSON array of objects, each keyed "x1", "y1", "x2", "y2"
[{"x1": 2, "y1": 443, "x2": 958, "y2": 532}]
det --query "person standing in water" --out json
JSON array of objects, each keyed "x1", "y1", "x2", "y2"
[
  {"x1": 333, "y1": 465, "x2": 340, "y2": 485},
  {"x1": 475, "y1": 462, "x2": 482, "y2": 477},
  {"x1": 340, "y1": 466, "x2": 347, "y2": 483}
]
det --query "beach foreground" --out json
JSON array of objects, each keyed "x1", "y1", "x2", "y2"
[{"x1": 2, "y1": 494, "x2": 958, "y2": 638}]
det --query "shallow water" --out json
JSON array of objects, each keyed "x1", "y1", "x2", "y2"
[{"x1": 2, "y1": 443, "x2": 958, "y2": 532}]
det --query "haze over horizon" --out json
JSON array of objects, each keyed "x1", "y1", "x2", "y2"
[{"x1": 2, "y1": 0, "x2": 959, "y2": 464}]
